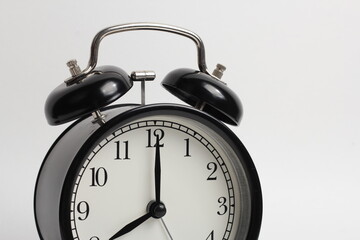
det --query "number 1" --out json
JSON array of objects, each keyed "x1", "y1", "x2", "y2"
[{"x1": 184, "y1": 138, "x2": 191, "y2": 157}]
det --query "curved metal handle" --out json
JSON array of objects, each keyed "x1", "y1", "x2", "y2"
[{"x1": 66, "y1": 22, "x2": 209, "y2": 85}]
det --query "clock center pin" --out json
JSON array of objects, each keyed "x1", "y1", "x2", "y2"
[{"x1": 147, "y1": 200, "x2": 167, "y2": 219}]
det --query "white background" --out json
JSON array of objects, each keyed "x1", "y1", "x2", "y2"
[{"x1": 1, "y1": 0, "x2": 359, "y2": 239}]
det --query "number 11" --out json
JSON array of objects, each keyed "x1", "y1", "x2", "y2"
[{"x1": 114, "y1": 140, "x2": 130, "y2": 160}]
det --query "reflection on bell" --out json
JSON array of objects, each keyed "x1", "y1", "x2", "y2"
[
  {"x1": 162, "y1": 68, "x2": 243, "y2": 125},
  {"x1": 45, "y1": 65, "x2": 133, "y2": 125}
]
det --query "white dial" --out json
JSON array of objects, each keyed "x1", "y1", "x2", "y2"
[{"x1": 70, "y1": 114, "x2": 251, "y2": 240}]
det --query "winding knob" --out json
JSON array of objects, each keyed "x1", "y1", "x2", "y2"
[
  {"x1": 212, "y1": 63, "x2": 226, "y2": 80},
  {"x1": 67, "y1": 59, "x2": 82, "y2": 77}
]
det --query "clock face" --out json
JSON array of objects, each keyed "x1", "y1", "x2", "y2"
[{"x1": 68, "y1": 113, "x2": 252, "y2": 240}]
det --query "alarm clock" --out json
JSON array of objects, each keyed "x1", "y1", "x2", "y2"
[{"x1": 34, "y1": 23, "x2": 262, "y2": 240}]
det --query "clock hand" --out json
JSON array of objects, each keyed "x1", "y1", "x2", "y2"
[
  {"x1": 155, "y1": 136, "x2": 161, "y2": 203},
  {"x1": 109, "y1": 137, "x2": 164, "y2": 240},
  {"x1": 109, "y1": 212, "x2": 151, "y2": 240},
  {"x1": 109, "y1": 200, "x2": 167, "y2": 240},
  {"x1": 160, "y1": 218, "x2": 174, "y2": 240}
]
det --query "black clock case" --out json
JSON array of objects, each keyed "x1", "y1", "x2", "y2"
[{"x1": 34, "y1": 103, "x2": 262, "y2": 240}]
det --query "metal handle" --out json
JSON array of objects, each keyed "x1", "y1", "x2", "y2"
[{"x1": 66, "y1": 22, "x2": 209, "y2": 85}]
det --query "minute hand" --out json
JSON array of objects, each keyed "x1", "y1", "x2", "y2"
[{"x1": 154, "y1": 136, "x2": 161, "y2": 203}]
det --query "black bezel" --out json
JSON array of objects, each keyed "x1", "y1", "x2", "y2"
[{"x1": 40, "y1": 104, "x2": 261, "y2": 240}]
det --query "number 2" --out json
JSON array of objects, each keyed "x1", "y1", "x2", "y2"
[{"x1": 207, "y1": 162, "x2": 217, "y2": 180}]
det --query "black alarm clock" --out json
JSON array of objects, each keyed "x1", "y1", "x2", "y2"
[{"x1": 34, "y1": 22, "x2": 262, "y2": 240}]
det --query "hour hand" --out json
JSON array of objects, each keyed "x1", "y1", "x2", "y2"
[{"x1": 109, "y1": 212, "x2": 151, "y2": 240}]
